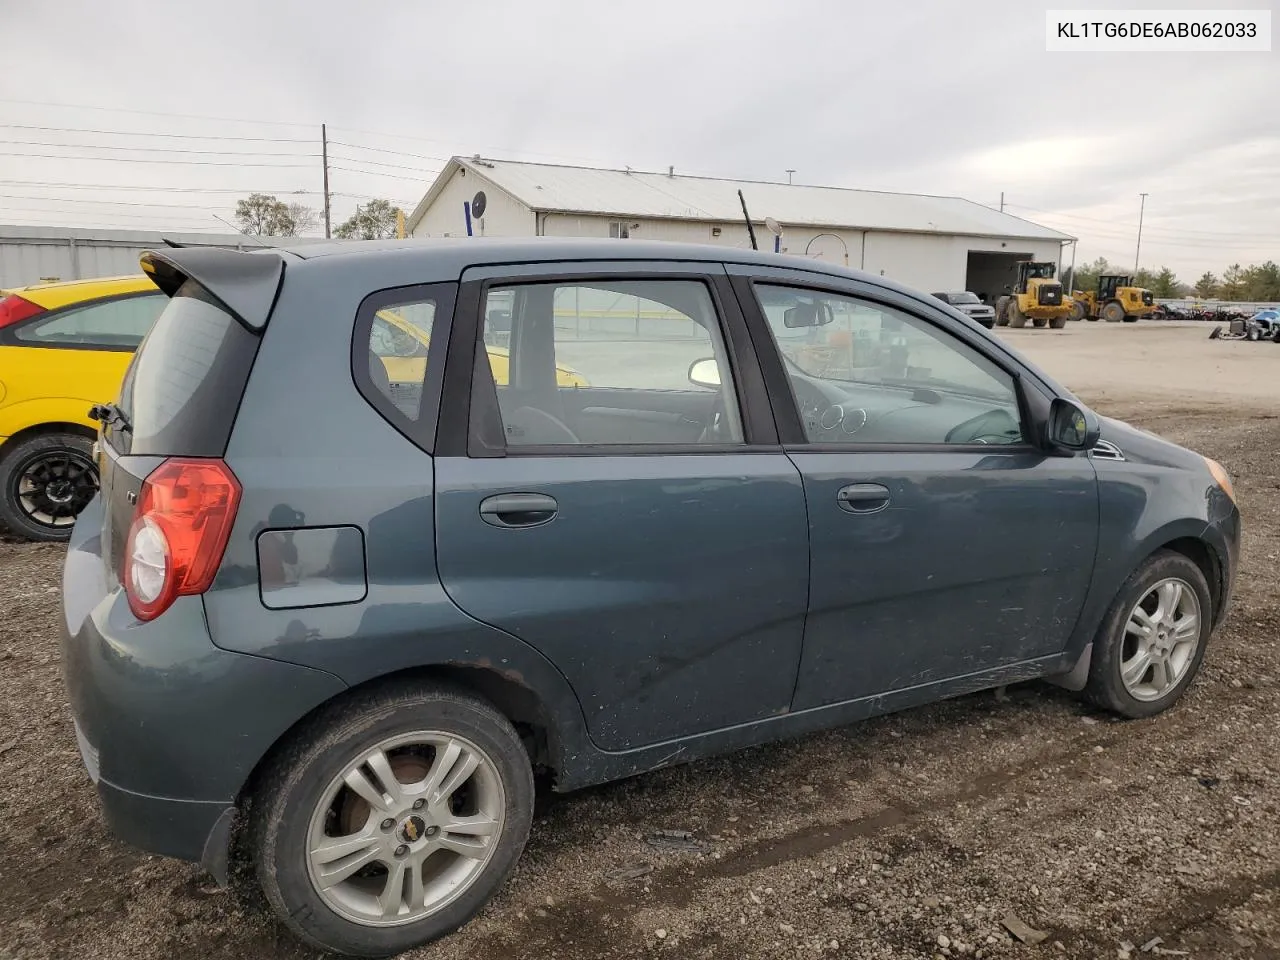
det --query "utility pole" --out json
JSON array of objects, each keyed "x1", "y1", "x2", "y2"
[
  {"x1": 999, "y1": 192, "x2": 1005, "y2": 213},
  {"x1": 785, "y1": 169, "x2": 795, "y2": 185},
  {"x1": 1134, "y1": 192, "x2": 1148, "y2": 273},
  {"x1": 322, "y1": 123, "x2": 332, "y2": 239}
]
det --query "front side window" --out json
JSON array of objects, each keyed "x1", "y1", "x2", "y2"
[
  {"x1": 15, "y1": 293, "x2": 165, "y2": 349},
  {"x1": 754, "y1": 284, "x2": 1022, "y2": 445},
  {"x1": 476, "y1": 279, "x2": 743, "y2": 447}
]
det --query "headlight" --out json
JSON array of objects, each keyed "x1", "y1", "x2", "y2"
[{"x1": 1204, "y1": 457, "x2": 1236, "y2": 504}]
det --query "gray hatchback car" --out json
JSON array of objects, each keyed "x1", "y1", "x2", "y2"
[{"x1": 62, "y1": 239, "x2": 1239, "y2": 956}]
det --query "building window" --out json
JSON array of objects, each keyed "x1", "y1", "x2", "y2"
[{"x1": 609, "y1": 221, "x2": 630, "y2": 239}]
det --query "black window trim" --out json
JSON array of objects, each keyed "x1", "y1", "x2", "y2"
[
  {"x1": 727, "y1": 272, "x2": 1043, "y2": 454},
  {"x1": 0, "y1": 289, "x2": 166, "y2": 353},
  {"x1": 435, "y1": 265, "x2": 778, "y2": 459},
  {"x1": 350, "y1": 281, "x2": 456, "y2": 457}
]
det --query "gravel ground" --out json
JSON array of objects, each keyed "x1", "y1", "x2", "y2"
[{"x1": 2, "y1": 321, "x2": 1278, "y2": 959}]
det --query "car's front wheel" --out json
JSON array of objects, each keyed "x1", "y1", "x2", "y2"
[
  {"x1": 0, "y1": 432, "x2": 98, "y2": 542},
  {"x1": 1085, "y1": 550, "x2": 1213, "y2": 718},
  {"x1": 250, "y1": 683, "x2": 535, "y2": 957}
]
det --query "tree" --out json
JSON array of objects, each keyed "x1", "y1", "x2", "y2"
[
  {"x1": 1193, "y1": 272, "x2": 1218, "y2": 298},
  {"x1": 334, "y1": 198, "x2": 404, "y2": 240},
  {"x1": 1219, "y1": 263, "x2": 1246, "y2": 300},
  {"x1": 1067, "y1": 256, "x2": 1113, "y2": 295},
  {"x1": 234, "y1": 193, "x2": 292, "y2": 235},
  {"x1": 1148, "y1": 267, "x2": 1181, "y2": 298},
  {"x1": 1242, "y1": 261, "x2": 1280, "y2": 302},
  {"x1": 286, "y1": 203, "x2": 319, "y2": 236}
]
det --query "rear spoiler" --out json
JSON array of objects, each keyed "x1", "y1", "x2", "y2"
[{"x1": 140, "y1": 246, "x2": 286, "y2": 332}]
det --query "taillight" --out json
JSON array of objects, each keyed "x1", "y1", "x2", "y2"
[
  {"x1": 123, "y1": 458, "x2": 241, "y2": 621},
  {"x1": 0, "y1": 294, "x2": 45, "y2": 329}
]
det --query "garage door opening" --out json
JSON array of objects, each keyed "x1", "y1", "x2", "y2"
[{"x1": 965, "y1": 252, "x2": 1035, "y2": 305}]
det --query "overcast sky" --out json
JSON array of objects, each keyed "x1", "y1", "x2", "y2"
[{"x1": 2, "y1": 0, "x2": 1276, "y2": 279}]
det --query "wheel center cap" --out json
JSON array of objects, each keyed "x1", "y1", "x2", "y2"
[
  {"x1": 398, "y1": 814, "x2": 428, "y2": 844},
  {"x1": 46, "y1": 480, "x2": 73, "y2": 503}
]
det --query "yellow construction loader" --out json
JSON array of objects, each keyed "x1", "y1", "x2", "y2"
[
  {"x1": 994, "y1": 261, "x2": 1073, "y2": 329},
  {"x1": 1070, "y1": 274, "x2": 1156, "y2": 322}
]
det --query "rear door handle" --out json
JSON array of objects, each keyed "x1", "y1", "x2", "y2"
[
  {"x1": 479, "y1": 493, "x2": 558, "y2": 528},
  {"x1": 836, "y1": 482, "x2": 891, "y2": 513}
]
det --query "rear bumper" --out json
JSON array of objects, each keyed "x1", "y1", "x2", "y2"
[{"x1": 60, "y1": 498, "x2": 347, "y2": 879}]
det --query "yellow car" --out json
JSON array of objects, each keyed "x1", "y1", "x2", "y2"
[
  {"x1": 0, "y1": 275, "x2": 167, "y2": 541},
  {"x1": 371, "y1": 308, "x2": 588, "y2": 387}
]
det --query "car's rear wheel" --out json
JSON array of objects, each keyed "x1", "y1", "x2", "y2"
[
  {"x1": 1085, "y1": 550, "x2": 1212, "y2": 718},
  {"x1": 0, "y1": 432, "x2": 98, "y2": 542},
  {"x1": 250, "y1": 683, "x2": 535, "y2": 957}
]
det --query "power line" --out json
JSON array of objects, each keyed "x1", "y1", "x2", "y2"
[
  {"x1": 0, "y1": 138, "x2": 319, "y2": 158},
  {"x1": 330, "y1": 165, "x2": 435, "y2": 182},
  {"x1": 0, "y1": 98, "x2": 314, "y2": 129},
  {"x1": 327, "y1": 152, "x2": 438, "y2": 173},
  {"x1": 1008, "y1": 203, "x2": 1280, "y2": 242},
  {"x1": 328, "y1": 140, "x2": 447, "y2": 163},
  {"x1": 0, "y1": 179, "x2": 319, "y2": 194},
  {"x1": 0, "y1": 122, "x2": 314, "y2": 144},
  {"x1": 0, "y1": 193, "x2": 234, "y2": 211},
  {"x1": 0, "y1": 151, "x2": 316, "y2": 169}
]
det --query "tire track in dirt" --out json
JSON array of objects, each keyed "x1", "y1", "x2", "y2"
[{"x1": 460, "y1": 669, "x2": 1274, "y2": 960}]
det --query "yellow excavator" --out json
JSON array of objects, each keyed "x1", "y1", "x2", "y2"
[
  {"x1": 994, "y1": 261, "x2": 1073, "y2": 329},
  {"x1": 1070, "y1": 274, "x2": 1155, "y2": 322}
]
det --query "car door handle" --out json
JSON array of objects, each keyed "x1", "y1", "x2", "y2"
[
  {"x1": 479, "y1": 493, "x2": 558, "y2": 528},
  {"x1": 836, "y1": 483, "x2": 891, "y2": 513}
]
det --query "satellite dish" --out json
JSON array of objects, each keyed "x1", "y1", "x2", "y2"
[
  {"x1": 471, "y1": 190, "x2": 487, "y2": 220},
  {"x1": 764, "y1": 217, "x2": 782, "y2": 236}
]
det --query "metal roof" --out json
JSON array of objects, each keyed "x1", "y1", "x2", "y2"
[{"x1": 408, "y1": 157, "x2": 1073, "y2": 242}]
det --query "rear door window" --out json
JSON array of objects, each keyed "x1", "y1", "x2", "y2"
[
  {"x1": 351, "y1": 283, "x2": 456, "y2": 452},
  {"x1": 14, "y1": 293, "x2": 165, "y2": 349}
]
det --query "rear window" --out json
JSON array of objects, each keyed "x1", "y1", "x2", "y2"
[{"x1": 112, "y1": 280, "x2": 260, "y2": 456}]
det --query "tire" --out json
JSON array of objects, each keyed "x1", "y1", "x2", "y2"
[
  {"x1": 1084, "y1": 550, "x2": 1213, "y2": 719},
  {"x1": 1101, "y1": 301, "x2": 1125, "y2": 323},
  {"x1": 250, "y1": 682, "x2": 535, "y2": 957},
  {"x1": 1049, "y1": 315, "x2": 1068, "y2": 330},
  {"x1": 1007, "y1": 300, "x2": 1027, "y2": 329},
  {"x1": 0, "y1": 432, "x2": 98, "y2": 542},
  {"x1": 994, "y1": 297, "x2": 1010, "y2": 327},
  {"x1": 1069, "y1": 302, "x2": 1086, "y2": 321},
  {"x1": 1032, "y1": 317, "x2": 1047, "y2": 328},
  {"x1": 1122, "y1": 315, "x2": 1139, "y2": 323},
  {"x1": 1246, "y1": 325, "x2": 1261, "y2": 341}
]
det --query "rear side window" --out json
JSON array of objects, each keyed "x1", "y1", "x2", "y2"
[
  {"x1": 114, "y1": 281, "x2": 260, "y2": 456},
  {"x1": 352, "y1": 283, "x2": 456, "y2": 452},
  {"x1": 14, "y1": 293, "x2": 165, "y2": 349}
]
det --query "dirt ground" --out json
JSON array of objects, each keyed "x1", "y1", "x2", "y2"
[{"x1": 2, "y1": 320, "x2": 1279, "y2": 960}]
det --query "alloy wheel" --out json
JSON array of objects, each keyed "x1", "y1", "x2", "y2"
[
  {"x1": 14, "y1": 448, "x2": 98, "y2": 529},
  {"x1": 1119, "y1": 577, "x2": 1201, "y2": 701},
  {"x1": 305, "y1": 731, "x2": 506, "y2": 927}
]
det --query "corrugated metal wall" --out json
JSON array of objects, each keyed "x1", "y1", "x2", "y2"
[{"x1": 0, "y1": 227, "x2": 305, "y2": 289}]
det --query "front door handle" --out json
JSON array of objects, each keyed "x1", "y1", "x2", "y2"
[
  {"x1": 479, "y1": 493, "x2": 558, "y2": 528},
  {"x1": 836, "y1": 482, "x2": 891, "y2": 513}
]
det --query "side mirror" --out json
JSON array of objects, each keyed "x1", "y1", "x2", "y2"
[
  {"x1": 688, "y1": 357, "x2": 721, "y2": 390},
  {"x1": 1047, "y1": 397, "x2": 1099, "y2": 452}
]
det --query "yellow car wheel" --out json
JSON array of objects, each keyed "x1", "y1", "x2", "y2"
[{"x1": 0, "y1": 432, "x2": 99, "y2": 542}]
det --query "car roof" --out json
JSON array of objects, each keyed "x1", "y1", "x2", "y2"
[{"x1": 6, "y1": 273, "x2": 158, "y2": 310}]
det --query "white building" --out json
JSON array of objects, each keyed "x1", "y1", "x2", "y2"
[{"x1": 407, "y1": 157, "x2": 1074, "y2": 300}]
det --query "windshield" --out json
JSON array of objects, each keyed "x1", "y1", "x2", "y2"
[
  {"x1": 950, "y1": 292, "x2": 981, "y2": 305},
  {"x1": 1024, "y1": 263, "x2": 1056, "y2": 280}
]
